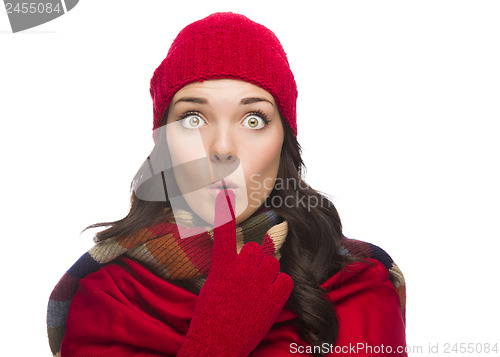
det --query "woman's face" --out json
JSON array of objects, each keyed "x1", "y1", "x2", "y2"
[{"x1": 165, "y1": 79, "x2": 284, "y2": 225}]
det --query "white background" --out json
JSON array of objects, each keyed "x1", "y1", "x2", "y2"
[{"x1": 1, "y1": 1, "x2": 499, "y2": 355}]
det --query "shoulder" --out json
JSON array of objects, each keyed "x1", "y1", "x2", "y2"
[
  {"x1": 320, "y1": 257, "x2": 408, "y2": 355},
  {"x1": 331, "y1": 236, "x2": 407, "y2": 322}
]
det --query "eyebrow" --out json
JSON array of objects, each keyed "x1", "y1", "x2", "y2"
[
  {"x1": 240, "y1": 97, "x2": 273, "y2": 106},
  {"x1": 173, "y1": 96, "x2": 273, "y2": 106}
]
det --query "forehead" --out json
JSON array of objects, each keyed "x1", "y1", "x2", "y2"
[{"x1": 173, "y1": 79, "x2": 275, "y2": 101}]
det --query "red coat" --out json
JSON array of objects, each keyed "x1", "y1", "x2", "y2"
[{"x1": 61, "y1": 257, "x2": 407, "y2": 356}]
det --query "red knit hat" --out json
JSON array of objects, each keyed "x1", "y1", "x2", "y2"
[{"x1": 149, "y1": 12, "x2": 298, "y2": 139}]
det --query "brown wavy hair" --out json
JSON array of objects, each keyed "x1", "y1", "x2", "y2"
[{"x1": 83, "y1": 109, "x2": 357, "y2": 355}]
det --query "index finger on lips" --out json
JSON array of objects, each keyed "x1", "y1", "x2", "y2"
[{"x1": 212, "y1": 185, "x2": 237, "y2": 266}]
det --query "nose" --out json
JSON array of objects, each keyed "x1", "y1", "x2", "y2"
[
  {"x1": 209, "y1": 152, "x2": 239, "y2": 182},
  {"x1": 210, "y1": 153, "x2": 237, "y2": 163},
  {"x1": 207, "y1": 123, "x2": 237, "y2": 165},
  {"x1": 208, "y1": 135, "x2": 239, "y2": 181}
]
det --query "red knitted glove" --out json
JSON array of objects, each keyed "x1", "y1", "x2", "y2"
[{"x1": 177, "y1": 188, "x2": 294, "y2": 357}]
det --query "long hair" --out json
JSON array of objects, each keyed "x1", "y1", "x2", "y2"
[{"x1": 83, "y1": 110, "x2": 357, "y2": 355}]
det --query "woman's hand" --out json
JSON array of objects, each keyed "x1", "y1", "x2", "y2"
[{"x1": 177, "y1": 189, "x2": 294, "y2": 357}]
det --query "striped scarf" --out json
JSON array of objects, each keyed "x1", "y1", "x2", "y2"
[{"x1": 46, "y1": 207, "x2": 406, "y2": 356}]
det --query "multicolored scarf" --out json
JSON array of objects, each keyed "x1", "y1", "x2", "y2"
[{"x1": 46, "y1": 207, "x2": 406, "y2": 356}]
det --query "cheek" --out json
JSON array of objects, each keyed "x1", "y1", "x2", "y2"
[
  {"x1": 242, "y1": 139, "x2": 282, "y2": 194},
  {"x1": 166, "y1": 128, "x2": 209, "y2": 193},
  {"x1": 166, "y1": 129, "x2": 206, "y2": 166}
]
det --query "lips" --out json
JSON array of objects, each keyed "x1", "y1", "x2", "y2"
[{"x1": 207, "y1": 178, "x2": 239, "y2": 197}]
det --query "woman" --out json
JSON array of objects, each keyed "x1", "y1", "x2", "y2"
[{"x1": 47, "y1": 12, "x2": 407, "y2": 356}]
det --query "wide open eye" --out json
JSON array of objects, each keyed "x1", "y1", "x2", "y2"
[
  {"x1": 242, "y1": 110, "x2": 270, "y2": 130},
  {"x1": 178, "y1": 112, "x2": 206, "y2": 129}
]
